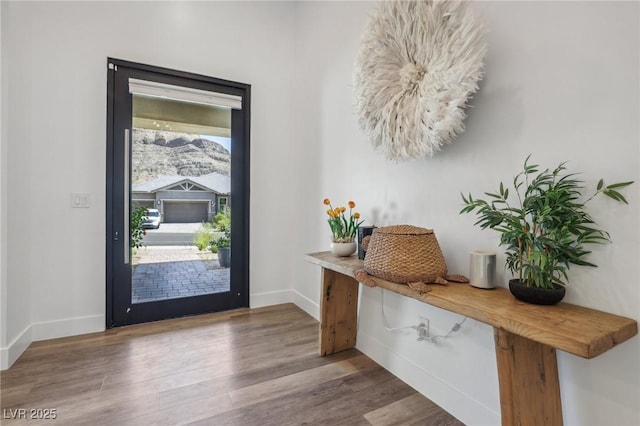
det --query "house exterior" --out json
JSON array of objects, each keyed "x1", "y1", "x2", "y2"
[{"x1": 132, "y1": 172, "x2": 230, "y2": 223}]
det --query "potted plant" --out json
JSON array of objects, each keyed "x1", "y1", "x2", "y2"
[
  {"x1": 212, "y1": 207, "x2": 231, "y2": 267},
  {"x1": 323, "y1": 198, "x2": 364, "y2": 256},
  {"x1": 216, "y1": 233, "x2": 231, "y2": 268},
  {"x1": 460, "y1": 155, "x2": 633, "y2": 305}
]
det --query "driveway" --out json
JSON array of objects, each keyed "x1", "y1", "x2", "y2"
[
  {"x1": 142, "y1": 223, "x2": 209, "y2": 246},
  {"x1": 132, "y1": 246, "x2": 230, "y2": 303}
]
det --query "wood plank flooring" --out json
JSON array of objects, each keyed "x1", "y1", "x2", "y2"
[{"x1": 0, "y1": 303, "x2": 463, "y2": 425}]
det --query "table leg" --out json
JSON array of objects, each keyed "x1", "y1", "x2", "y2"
[
  {"x1": 319, "y1": 268, "x2": 359, "y2": 356},
  {"x1": 494, "y1": 328, "x2": 563, "y2": 426}
]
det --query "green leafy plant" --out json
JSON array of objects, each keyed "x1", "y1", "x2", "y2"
[
  {"x1": 214, "y1": 207, "x2": 231, "y2": 233},
  {"x1": 215, "y1": 233, "x2": 230, "y2": 249},
  {"x1": 194, "y1": 223, "x2": 215, "y2": 251},
  {"x1": 212, "y1": 206, "x2": 232, "y2": 249},
  {"x1": 323, "y1": 198, "x2": 364, "y2": 243},
  {"x1": 131, "y1": 206, "x2": 147, "y2": 249},
  {"x1": 460, "y1": 155, "x2": 633, "y2": 289}
]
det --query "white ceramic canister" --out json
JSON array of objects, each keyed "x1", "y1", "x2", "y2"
[{"x1": 469, "y1": 250, "x2": 496, "y2": 289}]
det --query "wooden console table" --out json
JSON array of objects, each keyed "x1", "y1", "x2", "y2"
[{"x1": 305, "y1": 251, "x2": 637, "y2": 426}]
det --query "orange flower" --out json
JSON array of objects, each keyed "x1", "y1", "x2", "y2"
[{"x1": 324, "y1": 199, "x2": 364, "y2": 243}]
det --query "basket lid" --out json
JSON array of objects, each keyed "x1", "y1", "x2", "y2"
[{"x1": 374, "y1": 225, "x2": 433, "y2": 235}]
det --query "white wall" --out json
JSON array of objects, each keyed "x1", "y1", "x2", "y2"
[
  {"x1": 293, "y1": 1, "x2": 639, "y2": 425},
  {"x1": 2, "y1": 0, "x2": 33, "y2": 370},
  {"x1": 2, "y1": 1, "x2": 639, "y2": 424},
  {"x1": 1, "y1": 1, "x2": 297, "y2": 367},
  {"x1": 0, "y1": 0, "x2": 7, "y2": 362}
]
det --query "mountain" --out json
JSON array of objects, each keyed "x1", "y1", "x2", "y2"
[{"x1": 132, "y1": 129, "x2": 230, "y2": 184}]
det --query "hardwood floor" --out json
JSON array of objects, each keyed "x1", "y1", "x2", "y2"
[{"x1": 0, "y1": 304, "x2": 463, "y2": 425}]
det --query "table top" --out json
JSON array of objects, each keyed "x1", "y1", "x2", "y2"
[{"x1": 305, "y1": 251, "x2": 638, "y2": 359}]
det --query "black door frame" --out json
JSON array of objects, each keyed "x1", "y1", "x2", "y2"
[{"x1": 106, "y1": 58, "x2": 250, "y2": 327}]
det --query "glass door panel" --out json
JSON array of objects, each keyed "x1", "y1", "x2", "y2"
[
  {"x1": 130, "y1": 95, "x2": 232, "y2": 304},
  {"x1": 107, "y1": 59, "x2": 250, "y2": 327}
]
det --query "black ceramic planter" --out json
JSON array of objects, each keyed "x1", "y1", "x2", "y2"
[
  {"x1": 508, "y1": 279, "x2": 566, "y2": 305},
  {"x1": 218, "y1": 247, "x2": 231, "y2": 268}
]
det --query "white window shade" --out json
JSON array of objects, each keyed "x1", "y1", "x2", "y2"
[{"x1": 129, "y1": 78, "x2": 242, "y2": 110}]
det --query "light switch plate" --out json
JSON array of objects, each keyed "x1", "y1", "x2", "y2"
[{"x1": 71, "y1": 193, "x2": 90, "y2": 208}]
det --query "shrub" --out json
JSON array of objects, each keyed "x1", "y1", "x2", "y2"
[
  {"x1": 214, "y1": 208, "x2": 231, "y2": 233},
  {"x1": 194, "y1": 223, "x2": 214, "y2": 251},
  {"x1": 131, "y1": 206, "x2": 147, "y2": 249}
]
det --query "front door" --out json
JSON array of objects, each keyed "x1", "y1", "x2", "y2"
[{"x1": 106, "y1": 59, "x2": 250, "y2": 327}]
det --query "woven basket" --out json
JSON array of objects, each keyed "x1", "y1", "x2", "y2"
[{"x1": 363, "y1": 225, "x2": 448, "y2": 283}]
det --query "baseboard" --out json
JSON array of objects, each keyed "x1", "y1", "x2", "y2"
[
  {"x1": 292, "y1": 290, "x2": 319, "y2": 320},
  {"x1": 249, "y1": 290, "x2": 319, "y2": 321},
  {"x1": 250, "y1": 289, "x2": 294, "y2": 308},
  {"x1": 289, "y1": 290, "x2": 496, "y2": 424},
  {"x1": 31, "y1": 315, "x2": 105, "y2": 342},
  {"x1": 1, "y1": 325, "x2": 32, "y2": 370},
  {"x1": 356, "y1": 329, "x2": 500, "y2": 426}
]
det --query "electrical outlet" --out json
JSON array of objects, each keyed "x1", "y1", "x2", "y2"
[{"x1": 416, "y1": 323, "x2": 428, "y2": 340}]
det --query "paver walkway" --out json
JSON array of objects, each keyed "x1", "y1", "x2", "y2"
[{"x1": 132, "y1": 246, "x2": 230, "y2": 304}]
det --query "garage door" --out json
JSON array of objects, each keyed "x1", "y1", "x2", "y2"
[{"x1": 163, "y1": 202, "x2": 208, "y2": 223}]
